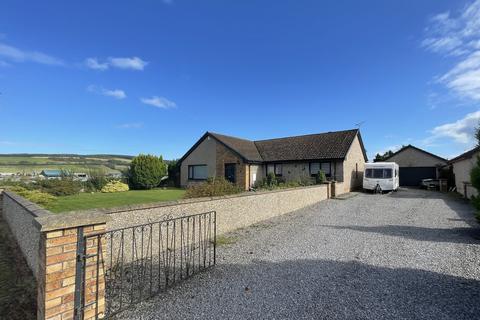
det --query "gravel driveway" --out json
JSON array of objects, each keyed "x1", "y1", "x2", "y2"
[{"x1": 117, "y1": 188, "x2": 480, "y2": 320}]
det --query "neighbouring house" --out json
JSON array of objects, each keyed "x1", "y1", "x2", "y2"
[
  {"x1": 40, "y1": 169, "x2": 63, "y2": 179},
  {"x1": 178, "y1": 129, "x2": 367, "y2": 192},
  {"x1": 381, "y1": 145, "x2": 447, "y2": 186},
  {"x1": 448, "y1": 146, "x2": 480, "y2": 199}
]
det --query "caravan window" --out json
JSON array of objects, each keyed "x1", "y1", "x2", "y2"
[
  {"x1": 384, "y1": 169, "x2": 392, "y2": 178},
  {"x1": 366, "y1": 168, "x2": 393, "y2": 179}
]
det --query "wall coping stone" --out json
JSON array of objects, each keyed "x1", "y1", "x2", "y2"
[
  {"x1": 35, "y1": 211, "x2": 111, "y2": 232},
  {"x1": 2, "y1": 190, "x2": 51, "y2": 217},
  {"x1": 67, "y1": 183, "x2": 331, "y2": 215}
]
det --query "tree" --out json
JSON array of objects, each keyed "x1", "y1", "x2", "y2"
[
  {"x1": 374, "y1": 150, "x2": 394, "y2": 162},
  {"x1": 128, "y1": 154, "x2": 167, "y2": 189}
]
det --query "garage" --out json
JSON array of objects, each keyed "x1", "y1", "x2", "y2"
[
  {"x1": 383, "y1": 145, "x2": 446, "y2": 187},
  {"x1": 399, "y1": 167, "x2": 437, "y2": 186}
]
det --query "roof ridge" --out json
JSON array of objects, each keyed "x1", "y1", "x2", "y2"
[
  {"x1": 253, "y1": 128, "x2": 358, "y2": 143},
  {"x1": 208, "y1": 131, "x2": 254, "y2": 142}
]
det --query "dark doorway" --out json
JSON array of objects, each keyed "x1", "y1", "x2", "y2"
[
  {"x1": 399, "y1": 167, "x2": 436, "y2": 186},
  {"x1": 225, "y1": 163, "x2": 236, "y2": 183}
]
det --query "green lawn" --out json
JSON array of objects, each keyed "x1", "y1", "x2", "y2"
[{"x1": 47, "y1": 188, "x2": 186, "y2": 213}]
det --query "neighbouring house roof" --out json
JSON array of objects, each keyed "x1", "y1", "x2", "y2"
[
  {"x1": 383, "y1": 145, "x2": 447, "y2": 163},
  {"x1": 40, "y1": 169, "x2": 62, "y2": 177},
  {"x1": 448, "y1": 146, "x2": 480, "y2": 164},
  {"x1": 179, "y1": 129, "x2": 368, "y2": 164}
]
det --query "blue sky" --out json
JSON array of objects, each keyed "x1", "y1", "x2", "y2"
[{"x1": 1, "y1": 0, "x2": 480, "y2": 160}]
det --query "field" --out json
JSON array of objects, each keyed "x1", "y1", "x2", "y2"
[
  {"x1": 47, "y1": 188, "x2": 186, "y2": 213},
  {"x1": 0, "y1": 154, "x2": 132, "y2": 174}
]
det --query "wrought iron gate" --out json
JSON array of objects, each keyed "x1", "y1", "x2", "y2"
[{"x1": 74, "y1": 211, "x2": 217, "y2": 319}]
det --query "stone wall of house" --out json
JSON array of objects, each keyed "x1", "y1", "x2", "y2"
[
  {"x1": 216, "y1": 142, "x2": 247, "y2": 190},
  {"x1": 1, "y1": 190, "x2": 49, "y2": 277},
  {"x1": 387, "y1": 147, "x2": 446, "y2": 167},
  {"x1": 180, "y1": 136, "x2": 218, "y2": 187},
  {"x1": 103, "y1": 184, "x2": 338, "y2": 235},
  {"x1": 342, "y1": 135, "x2": 366, "y2": 192}
]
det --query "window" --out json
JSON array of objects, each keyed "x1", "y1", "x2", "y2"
[
  {"x1": 310, "y1": 162, "x2": 320, "y2": 176},
  {"x1": 384, "y1": 169, "x2": 392, "y2": 178},
  {"x1": 365, "y1": 168, "x2": 392, "y2": 179},
  {"x1": 188, "y1": 165, "x2": 207, "y2": 180},
  {"x1": 275, "y1": 164, "x2": 282, "y2": 176},
  {"x1": 267, "y1": 164, "x2": 282, "y2": 176},
  {"x1": 310, "y1": 162, "x2": 331, "y2": 177}
]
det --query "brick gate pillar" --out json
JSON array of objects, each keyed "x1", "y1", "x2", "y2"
[{"x1": 35, "y1": 212, "x2": 110, "y2": 320}]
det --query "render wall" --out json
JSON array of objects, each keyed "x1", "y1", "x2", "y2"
[
  {"x1": 180, "y1": 137, "x2": 217, "y2": 187},
  {"x1": 452, "y1": 152, "x2": 480, "y2": 199},
  {"x1": 1, "y1": 190, "x2": 48, "y2": 279},
  {"x1": 104, "y1": 184, "x2": 337, "y2": 235}
]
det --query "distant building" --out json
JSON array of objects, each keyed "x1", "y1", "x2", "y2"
[
  {"x1": 73, "y1": 173, "x2": 88, "y2": 182},
  {"x1": 40, "y1": 170, "x2": 63, "y2": 179}
]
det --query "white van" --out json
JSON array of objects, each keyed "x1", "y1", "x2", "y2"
[{"x1": 363, "y1": 162, "x2": 399, "y2": 192}]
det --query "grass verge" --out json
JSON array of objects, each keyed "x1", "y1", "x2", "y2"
[{"x1": 47, "y1": 188, "x2": 186, "y2": 213}]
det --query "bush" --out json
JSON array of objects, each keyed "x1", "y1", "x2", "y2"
[
  {"x1": 128, "y1": 154, "x2": 167, "y2": 190},
  {"x1": 8, "y1": 186, "x2": 57, "y2": 208},
  {"x1": 101, "y1": 180, "x2": 129, "y2": 193},
  {"x1": 184, "y1": 177, "x2": 242, "y2": 198},
  {"x1": 38, "y1": 178, "x2": 82, "y2": 196},
  {"x1": 316, "y1": 170, "x2": 327, "y2": 184},
  {"x1": 86, "y1": 168, "x2": 109, "y2": 191}
]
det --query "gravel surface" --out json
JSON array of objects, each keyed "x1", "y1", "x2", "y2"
[{"x1": 117, "y1": 188, "x2": 480, "y2": 320}]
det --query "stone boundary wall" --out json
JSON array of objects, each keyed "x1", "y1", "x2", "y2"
[
  {"x1": 0, "y1": 182, "x2": 343, "y2": 319},
  {"x1": 1, "y1": 189, "x2": 50, "y2": 277},
  {"x1": 94, "y1": 183, "x2": 340, "y2": 234}
]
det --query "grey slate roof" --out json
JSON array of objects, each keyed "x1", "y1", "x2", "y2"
[{"x1": 200, "y1": 129, "x2": 367, "y2": 163}]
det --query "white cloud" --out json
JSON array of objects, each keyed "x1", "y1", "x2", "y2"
[
  {"x1": 116, "y1": 122, "x2": 143, "y2": 129},
  {"x1": 424, "y1": 110, "x2": 480, "y2": 145},
  {"x1": 423, "y1": 0, "x2": 480, "y2": 101},
  {"x1": 85, "y1": 57, "x2": 108, "y2": 71},
  {"x1": 0, "y1": 42, "x2": 64, "y2": 66},
  {"x1": 108, "y1": 57, "x2": 148, "y2": 70},
  {"x1": 84, "y1": 56, "x2": 148, "y2": 71},
  {"x1": 140, "y1": 96, "x2": 176, "y2": 109},
  {"x1": 87, "y1": 85, "x2": 127, "y2": 100}
]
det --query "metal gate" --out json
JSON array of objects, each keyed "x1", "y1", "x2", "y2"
[{"x1": 73, "y1": 211, "x2": 217, "y2": 319}]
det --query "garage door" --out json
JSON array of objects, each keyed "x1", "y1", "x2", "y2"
[{"x1": 399, "y1": 167, "x2": 436, "y2": 186}]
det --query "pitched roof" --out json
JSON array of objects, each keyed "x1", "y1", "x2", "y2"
[
  {"x1": 384, "y1": 145, "x2": 447, "y2": 163},
  {"x1": 254, "y1": 129, "x2": 365, "y2": 162},
  {"x1": 209, "y1": 132, "x2": 263, "y2": 162},
  {"x1": 448, "y1": 146, "x2": 480, "y2": 164},
  {"x1": 179, "y1": 129, "x2": 367, "y2": 164}
]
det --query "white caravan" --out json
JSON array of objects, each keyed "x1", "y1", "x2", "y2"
[{"x1": 363, "y1": 162, "x2": 399, "y2": 192}]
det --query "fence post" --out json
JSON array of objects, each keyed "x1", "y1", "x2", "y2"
[{"x1": 35, "y1": 212, "x2": 110, "y2": 320}]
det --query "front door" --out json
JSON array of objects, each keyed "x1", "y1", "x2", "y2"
[{"x1": 225, "y1": 163, "x2": 236, "y2": 183}]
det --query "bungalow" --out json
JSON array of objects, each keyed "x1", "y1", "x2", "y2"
[
  {"x1": 448, "y1": 146, "x2": 480, "y2": 199},
  {"x1": 178, "y1": 129, "x2": 368, "y2": 192}
]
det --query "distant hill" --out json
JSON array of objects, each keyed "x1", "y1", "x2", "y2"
[{"x1": 0, "y1": 154, "x2": 134, "y2": 174}]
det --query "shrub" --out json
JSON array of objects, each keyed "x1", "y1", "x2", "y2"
[
  {"x1": 38, "y1": 178, "x2": 82, "y2": 196},
  {"x1": 86, "y1": 168, "x2": 109, "y2": 191},
  {"x1": 8, "y1": 186, "x2": 57, "y2": 208},
  {"x1": 184, "y1": 177, "x2": 242, "y2": 198},
  {"x1": 101, "y1": 180, "x2": 129, "y2": 193},
  {"x1": 128, "y1": 154, "x2": 167, "y2": 190},
  {"x1": 316, "y1": 170, "x2": 327, "y2": 184}
]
